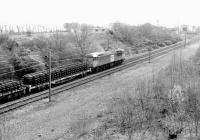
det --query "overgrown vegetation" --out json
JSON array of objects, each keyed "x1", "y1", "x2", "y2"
[
  {"x1": 0, "y1": 22, "x2": 181, "y2": 80},
  {"x1": 69, "y1": 44, "x2": 200, "y2": 140},
  {"x1": 111, "y1": 23, "x2": 181, "y2": 52},
  {"x1": 103, "y1": 47, "x2": 200, "y2": 139},
  {"x1": 0, "y1": 34, "x2": 44, "y2": 80}
]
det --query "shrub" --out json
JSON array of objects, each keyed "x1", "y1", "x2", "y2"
[{"x1": 26, "y1": 30, "x2": 32, "y2": 37}]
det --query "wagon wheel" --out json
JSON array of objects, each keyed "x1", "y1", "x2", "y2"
[
  {"x1": 14, "y1": 92, "x2": 19, "y2": 98},
  {"x1": 7, "y1": 94, "x2": 12, "y2": 100}
]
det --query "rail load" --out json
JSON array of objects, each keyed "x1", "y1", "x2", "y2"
[
  {"x1": 0, "y1": 80, "x2": 26, "y2": 100},
  {"x1": 23, "y1": 62, "x2": 90, "y2": 92},
  {"x1": 0, "y1": 48, "x2": 125, "y2": 102}
]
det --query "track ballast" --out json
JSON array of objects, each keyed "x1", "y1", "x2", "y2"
[{"x1": 0, "y1": 38, "x2": 198, "y2": 115}]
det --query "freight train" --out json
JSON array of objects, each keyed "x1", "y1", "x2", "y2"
[{"x1": 0, "y1": 48, "x2": 125, "y2": 101}]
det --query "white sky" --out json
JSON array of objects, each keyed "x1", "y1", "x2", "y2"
[{"x1": 0, "y1": 0, "x2": 199, "y2": 28}]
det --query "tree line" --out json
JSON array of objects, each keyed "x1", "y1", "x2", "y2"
[{"x1": 0, "y1": 22, "x2": 181, "y2": 80}]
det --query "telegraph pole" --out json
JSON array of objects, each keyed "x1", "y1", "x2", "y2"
[
  {"x1": 148, "y1": 47, "x2": 151, "y2": 63},
  {"x1": 48, "y1": 51, "x2": 51, "y2": 102},
  {"x1": 183, "y1": 26, "x2": 187, "y2": 47},
  {"x1": 184, "y1": 31, "x2": 186, "y2": 47}
]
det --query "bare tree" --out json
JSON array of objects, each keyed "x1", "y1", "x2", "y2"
[
  {"x1": 185, "y1": 84, "x2": 200, "y2": 138},
  {"x1": 16, "y1": 25, "x2": 21, "y2": 34},
  {"x1": 64, "y1": 23, "x2": 93, "y2": 58},
  {"x1": 0, "y1": 25, "x2": 3, "y2": 33}
]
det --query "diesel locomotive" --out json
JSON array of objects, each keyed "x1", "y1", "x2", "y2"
[{"x1": 0, "y1": 48, "x2": 125, "y2": 101}]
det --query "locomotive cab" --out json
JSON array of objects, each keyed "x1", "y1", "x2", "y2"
[
  {"x1": 115, "y1": 48, "x2": 125, "y2": 60},
  {"x1": 86, "y1": 52, "x2": 103, "y2": 68},
  {"x1": 85, "y1": 48, "x2": 125, "y2": 72}
]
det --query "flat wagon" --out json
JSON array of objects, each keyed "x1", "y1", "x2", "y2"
[
  {"x1": 23, "y1": 62, "x2": 90, "y2": 92},
  {"x1": 0, "y1": 80, "x2": 26, "y2": 100}
]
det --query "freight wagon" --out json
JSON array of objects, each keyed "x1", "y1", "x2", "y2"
[
  {"x1": 0, "y1": 48, "x2": 125, "y2": 102},
  {"x1": 0, "y1": 80, "x2": 26, "y2": 100},
  {"x1": 23, "y1": 62, "x2": 90, "y2": 92}
]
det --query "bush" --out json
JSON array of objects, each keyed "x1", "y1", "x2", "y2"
[
  {"x1": 152, "y1": 45, "x2": 159, "y2": 49},
  {"x1": 135, "y1": 49, "x2": 139, "y2": 54},
  {"x1": 111, "y1": 22, "x2": 181, "y2": 50},
  {"x1": 0, "y1": 34, "x2": 9, "y2": 45},
  {"x1": 10, "y1": 55, "x2": 44, "y2": 79},
  {"x1": 158, "y1": 42, "x2": 165, "y2": 47},
  {"x1": 26, "y1": 30, "x2": 32, "y2": 37},
  {"x1": 164, "y1": 40, "x2": 172, "y2": 46},
  {"x1": 93, "y1": 55, "x2": 200, "y2": 139}
]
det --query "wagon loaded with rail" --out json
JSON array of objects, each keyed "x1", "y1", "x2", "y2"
[{"x1": 0, "y1": 49, "x2": 125, "y2": 101}]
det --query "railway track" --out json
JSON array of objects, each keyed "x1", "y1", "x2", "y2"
[{"x1": 0, "y1": 39, "x2": 197, "y2": 114}]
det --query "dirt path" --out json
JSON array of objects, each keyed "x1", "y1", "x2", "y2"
[{"x1": 2, "y1": 43, "x2": 199, "y2": 140}]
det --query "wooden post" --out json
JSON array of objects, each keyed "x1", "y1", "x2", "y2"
[
  {"x1": 184, "y1": 31, "x2": 186, "y2": 47},
  {"x1": 148, "y1": 47, "x2": 151, "y2": 63},
  {"x1": 49, "y1": 51, "x2": 51, "y2": 102}
]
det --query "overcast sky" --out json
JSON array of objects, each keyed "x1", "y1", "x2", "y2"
[{"x1": 0, "y1": 0, "x2": 199, "y2": 28}]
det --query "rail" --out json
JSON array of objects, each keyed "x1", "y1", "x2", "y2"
[{"x1": 0, "y1": 37, "x2": 198, "y2": 114}]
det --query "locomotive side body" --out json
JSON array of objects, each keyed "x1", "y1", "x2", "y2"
[{"x1": 86, "y1": 48, "x2": 125, "y2": 72}]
